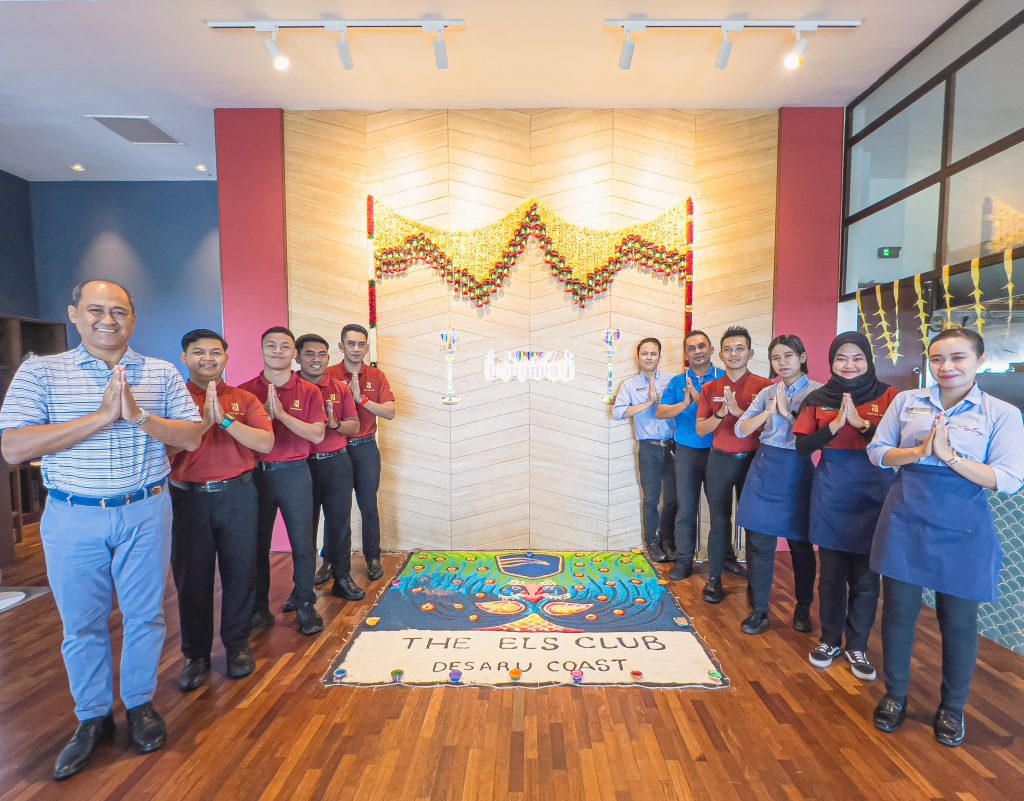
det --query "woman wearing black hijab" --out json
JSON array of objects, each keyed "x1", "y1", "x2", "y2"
[{"x1": 793, "y1": 332, "x2": 898, "y2": 682}]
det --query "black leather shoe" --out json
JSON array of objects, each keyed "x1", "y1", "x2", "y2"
[
  {"x1": 659, "y1": 541, "x2": 677, "y2": 562},
  {"x1": 793, "y1": 603, "x2": 812, "y2": 633},
  {"x1": 313, "y1": 560, "x2": 334, "y2": 586},
  {"x1": 645, "y1": 542, "x2": 667, "y2": 563},
  {"x1": 723, "y1": 560, "x2": 749, "y2": 580},
  {"x1": 227, "y1": 646, "x2": 256, "y2": 679},
  {"x1": 872, "y1": 694, "x2": 908, "y2": 733},
  {"x1": 702, "y1": 577, "x2": 725, "y2": 604},
  {"x1": 741, "y1": 610, "x2": 769, "y2": 635},
  {"x1": 331, "y1": 574, "x2": 366, "y2": 601},
  {"x1": 668, "y1": 561, "x2": 693, "y2": 581},
  {"x1": 366, "y1": 558, "x2": 384, "y2": 581},
  {"x1": 281, "y1": 597, "x2": 298, "y2": 613},
  {"x1": 126, "y1": 702, "x2": 166, "y2": 754},
  {"x1": 177, "y1": 656, "x2": 211, "y2": 692},
  {"x1": 933, "y1": 707, "x2": 966, "y2": 747},
  {"x1": 250, "y1": 608, "x2": 275, "y2": 633},
  {"x1": 296, "y1": 602, "x2": 324, "y2": 635},
  {"x1": 53, "y1": 715, "x2": 114, "y2": 781}
]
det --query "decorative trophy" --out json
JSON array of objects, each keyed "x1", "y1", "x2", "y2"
[
  {"x1": 440, "y1": 328, "x2": 460, "y2": 405},
  {"x1": 600, "y1": 328, "x2": 620, "y2": 404}
]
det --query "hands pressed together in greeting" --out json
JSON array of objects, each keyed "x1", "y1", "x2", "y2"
[{"x1": 827, "y1": 393, "x2": 868, "y2": 435}]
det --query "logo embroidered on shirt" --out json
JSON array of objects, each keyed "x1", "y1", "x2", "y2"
[
  {"x1": 870, "y1": 404, "x2": 879, "y2": 414},
  {"x1": 231, "y1": 402, "x2": 240, "y2": 412},
  {"x1": 329, "y1": 394, "x2": 337, "y2": 403},
  {"x1": 365, "y1": 382, "x2": 373, "y2": 391},
  {"x1": 292, "y1": 400, "x2": 302, "y2": 409}
]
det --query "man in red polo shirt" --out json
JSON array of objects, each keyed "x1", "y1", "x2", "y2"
[
  {"x1": 239, "y1": 327, "x2": 327, "y2": 636},
  {"x1": 695, "y1": 325, "x2": 771, "y2": 604},
  {"x1": 295, "y1": 334, "x2": 364, "y2": 602},
  {"x1": 170, "y1": 329, "x2": 274, "y2": 691},
  {"x1": 325, "y1": 323, "x2": 395, "y2": 581}
]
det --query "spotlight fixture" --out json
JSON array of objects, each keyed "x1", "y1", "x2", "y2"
[
  {"x1": 194, "y1": 164, "x2": 208, "y2": 172},
  {"x1": 70, "y1": 163, "x2": 85, "y2": 172},
  {"x1": 209, "y1": 18, "x2": 464, "y2": 71},
  {"x1": 604, "y1": 18, "x2": 859, "y2": 70}
]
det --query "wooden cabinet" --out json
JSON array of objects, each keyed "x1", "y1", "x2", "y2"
[{"x1": 0, "y1": 314, "x2": 68, "y2": 568}]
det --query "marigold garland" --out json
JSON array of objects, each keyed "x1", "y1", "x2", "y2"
[{"x1": 371, "y1": 197, "x2": 693, "y2": 309}]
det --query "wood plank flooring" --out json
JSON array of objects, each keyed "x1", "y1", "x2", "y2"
[{"x1": 1, "y1": 529, "x2": 1022, "y2": 801}]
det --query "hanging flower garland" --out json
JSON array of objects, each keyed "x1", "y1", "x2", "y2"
[
  {"x1": 367, "y1": 194, "x2": 378, "y2": 366},
  {"x1": 1004, "y1": 247, "x2": 1016, "y2": 340},
  {"x1": 370, "y1": 196, "x2": 693, "y2": 310}
]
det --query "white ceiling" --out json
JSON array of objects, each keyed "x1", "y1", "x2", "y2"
[{"x1": 0, "y1": 0, "x2": 966, "y2": 181}]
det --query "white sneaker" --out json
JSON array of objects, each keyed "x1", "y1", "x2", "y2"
[
  {"x1": 844, "y1": 649, "x2": 877, "y2": 681},
  {"x1": 808, "y1": 642, "x2": 841, "y2": 668}
]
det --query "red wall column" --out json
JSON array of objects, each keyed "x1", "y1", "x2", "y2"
[
  {"x1": 774, "y1": 107, "x2": 845, "y2": 383},
  {"x1": 215, "y1": 108, "x2": 288, "y2": 382}
]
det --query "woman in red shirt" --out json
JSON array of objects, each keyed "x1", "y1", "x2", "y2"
[{"x1": 794, "y1": 332, "x2": 898, "y2": 683}]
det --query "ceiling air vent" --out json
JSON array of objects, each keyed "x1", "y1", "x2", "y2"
[{"x1": 87, "y1": 116, "x2": 183, "y2": 145}]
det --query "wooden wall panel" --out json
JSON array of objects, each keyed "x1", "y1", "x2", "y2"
[{"x1": 284, "y1": 109, "x2": 777, "y2": 552}]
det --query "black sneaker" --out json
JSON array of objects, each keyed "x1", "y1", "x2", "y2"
[
  {"x1": 740, "y1": 610, "x2": 769, "y2": 635},
  {"x1": 844, "y1": 649, "x2": 877, "y2": 681},
  {"x1": 668, "y1": 561, "x2": 693, "y2": 581},
  {"x1": 659, "y1": 541, "x2": 677, "y2": 562},
  {"x1": 249, "y1": 608, "x2": 275, "y2": 633},
  {"x1": 808, "y1": 642, "x2": 841, "y2": 668},
  {"x1": 645, "y1": 542, "x2": 667, "y2": 563},
  {"x1": 295, "y1": 602, "x2": 324, "y2": 636},
  {"x1": 723, "y1": 560, "x2": 749, "y2": 580},
  {"x1": 792, "y1": 603, "x2": 812, "y2": 633}
]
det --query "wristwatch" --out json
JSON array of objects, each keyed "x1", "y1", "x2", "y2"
[
  {"x1": 714, "y1": 410, "x2": 727, "y2": 419},
  {"x1": 129, "y1": 409, "x2": 150, "y2": 428},
  {"x1": 220, "y1": 416, "x2": 235, "y2": 430},
  {"x1": 858, "y1": 419, "x2": 871, "y2": 433}
]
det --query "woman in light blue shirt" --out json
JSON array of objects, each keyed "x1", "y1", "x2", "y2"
[
  {"x1": 734, "y1": 334, "x2": 821, "y2": 635},
  {"x1": 867, "y1": 328, "x2": 1024, "y2": 747}
]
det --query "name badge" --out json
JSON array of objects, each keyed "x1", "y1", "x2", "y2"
[
  {"x1": 713, "y1": 396, "x2": 725, "y2": 403},
  {"x1": 908, "y1": 407, "x2": 932, "y2": 415}
]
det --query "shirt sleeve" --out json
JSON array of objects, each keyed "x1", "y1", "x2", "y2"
[
  {"x1": 338, "y1": 382, "x2": 358, "y2": 421},
  {"x1": 661, "y1": 376, "x2": 681, "y2": 406},
  {"x1": 0, "y1": 359, "x2": 49, "y2": 430},
  {"x1": 163, "y1": 367, "x2": 203, "y2": 422},
  {"x1": 612, "y1": 380, "x2": 631, "y2": 421},
  {"x1": 696, "y1": 382, "x2": 714, "y2": 420},
  {"x1": 983, "y1": 398, "x2": 1024, "y2": 494},
  {"x1": 734, "y1": 385, "x2": 769, "y2": 439},
  {"x1": 866, "y1": 392, "x2": 906, "y2": 468}
]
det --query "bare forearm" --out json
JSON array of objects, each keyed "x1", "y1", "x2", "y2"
[
  {"x1": 277, "y1": 412, "x2": 326, "y2": 444},
  {"x1": 656, "y1": 399, "x2": 689, "y2": 420},
  {"x1": 142, "y1": 417, "x2": 203, "y2": 451},
  {"x1": 948, "y1": 459, "x2": 997, "y2": 490},
  {"x1": 338, "y1": 418, "x2": 359, "y2": 436},
  {"x1": 695, "y1": 416, "x2": 722, "y2": 437},
  {"x1": 881, "y1": 446, "x2": 927, "y2": 467},
  {"x1": 364, "y1": 399, "x2": 395, "y2": 420},
  {"x1": 624, "y1": 401, "x2": 655, "y2": 419},
  {"x1": 1, "y1": 412, "x2": 111, "y2": 463},
  {"x1": 738, "y1": 409, "x2": 771, "y2": 437},
  {"x1": 229, "y1": 424, "x2": 275, "y2": 453}
]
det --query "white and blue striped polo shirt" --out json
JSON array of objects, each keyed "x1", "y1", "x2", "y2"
[{"x1": 0, "y1": 345, "x2": 201, "y2": 496}]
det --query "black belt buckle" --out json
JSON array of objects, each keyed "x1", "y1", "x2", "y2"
[{"x1": 348, "y1": 436, "x2": 374, "y2": 447}]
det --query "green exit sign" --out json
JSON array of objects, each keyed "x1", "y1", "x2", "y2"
[{"x1": 877, "y1": 246, "x2": 902, "y2": 258}]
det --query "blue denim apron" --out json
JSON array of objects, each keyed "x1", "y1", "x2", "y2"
[
  {"x1": 736, "y1": 444, "x2": 814, "y2": 541},
  {"x1": 870, "y1": 463, "x2": 1000, "y2": 602},
  {"x1": 809, "y1": 448, "x2": 895, "y2": 555}
]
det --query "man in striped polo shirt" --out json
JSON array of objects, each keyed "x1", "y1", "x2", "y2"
[{"x1": 0, "y1": 280, "x2": 202, "y2": 781}]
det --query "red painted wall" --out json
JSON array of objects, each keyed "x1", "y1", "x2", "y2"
[
  {"x1": 214, "y1": 108, "x2": 289, "y2": 383},
  {"x1": 774, "y1": 107, "x2": 845, "y2": 383}
]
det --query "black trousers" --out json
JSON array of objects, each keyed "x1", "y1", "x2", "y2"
[
  {"x1": 310, "y1": 449, "x2": 355, "y2": 576},
  {"x1": 345, "y1": 439, "x2": 382, "y2": 560},
  {"x1": 254, "y1": 462, "x2": 316, "y2": 610},
  {"x1": 170, "y1": 479, "x2": 257, "y2": 659},
  {"x1": 703, "y1": 449, "x2": 752, "y2": 578},
  {"x1": 746, "y1": 531, "x2": 816, "y2": 613},
  {"x1": 818, "y1": 547, "x2": 879, "y2": 652},
  {"x1": 882, "y1": 577, "x2": 979, "y2": 712},
  {"x1": 637, "y1": 441, "x2": 677, "y2": 550}
]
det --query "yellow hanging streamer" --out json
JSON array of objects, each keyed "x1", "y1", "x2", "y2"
[
  {"x1": 1004, "y1": 247, "x2": 1016, "y2": 339},
  {"x1": 914, "y1": 273, "x2": 930, "y2": 349},
  {"x1": 970, "y1": 258, "x2": 985, "y2": 334},
  {"x1": 856, "y1": 290, "x2": 873, "y2": 341},
  {"x1": 874, "y1": 284, "x2": 897, "y2": 364},
  {"x1": 891, "y1": 280, "x2": 902, "y2": 363},
  {"x1": 941, "y1": 264, "x2": 953, "y2": 326}
]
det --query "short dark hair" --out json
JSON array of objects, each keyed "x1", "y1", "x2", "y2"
[
  {"x1": 181, "y1": 329, "x2": 228, "y2": 352},
  {"x1": 930, "y1": 327, "x2": 985, "y2": 357},
  {"x1": 71, "y1": 279, "x2": 136, "y2": 313},
  {"x1": 261, "y1": 326, "x2": 295, "y2": 344},
  {"x1": 721, "y1": 325, "x2": 751, "y2": 348},
  {"x1": 683, "y1": 329, "x2": 711, "y2": 347},
  {"x1": 636, "y1": 337, "x2": 662, "y2": 356},
  {"x1": 767, "y1": 334, "x2": 808, "y2": 378},
  {"x1": 340, "y1": 323, "x2": 369, "y2": 342},
  {"x1": 296, "y1": 334, "x2": 330, "y2": 352}
]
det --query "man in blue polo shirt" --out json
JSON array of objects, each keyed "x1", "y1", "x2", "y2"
[
  {"x1": 657, "y1": 329, "x2": 746, "y2": 582},
  {"x1": 0, "y1": 280, "x2": 202, "y2": 781},
  {"x1": 613, "y1": 337, "x2": 677, "y2": 562}
]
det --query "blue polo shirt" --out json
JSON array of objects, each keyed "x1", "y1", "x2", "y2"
[{"x1": 660, "y1": 365, "x2": 725, "y2": 449}]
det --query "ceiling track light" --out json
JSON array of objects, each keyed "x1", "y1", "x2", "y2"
[
  {"x1": 604, "y1": 18, "x2": 859, "y2": 71},
  {"x1": 254, "y1": 24, "x2": 290, "y2": 71},
  {"x1": 209, "y1": 18, "x2": 464, "y2": 71}
]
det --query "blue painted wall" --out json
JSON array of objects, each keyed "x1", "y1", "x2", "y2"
[
  {"x1": 30, "y1": 182, "x2": 222, "y2": 370},
  {"x1": 0, "y1": 169, "x2": 39, "y2": 318}
]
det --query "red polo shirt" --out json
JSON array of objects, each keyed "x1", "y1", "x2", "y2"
[
  {"x1": 238, "y1": 372, "x2": 327, "y2": 462},
  {"x1": 697, "y1": 372, "x2": 773, "y2": 454},
  {"x1": 793, "y1": 387, "x2": 899, "y2": 451},
  {"x1": 325, "y1": 363, "x2": 395, "y2": 438},
  {"x1": 304, "y1": 372, "x2": 359, "y2": 454},
  {"x1": 171, "y1": 381, "x2": 272, "y2": 483}
]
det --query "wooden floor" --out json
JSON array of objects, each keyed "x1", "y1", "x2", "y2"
[{"x1": 1, "y1": 530, "x2": 1022, "y2": 801}]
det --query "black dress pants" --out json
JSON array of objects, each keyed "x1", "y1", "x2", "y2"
[
  {"x1": 346, "y1": 439, "x2": 382, "y2": 560},
  {"x1": 882, "y1": 577, "x2": 979, "y2": 712},
  {"x1": 254, "y1": 461, "x2": 316, "y2": 610},
  {"x1": 704, "y1": 448, "x2": 752, "y2": 578},
  {"x1": 746, "y1": 531, "x2": 816, "y2": 613},
  {"x1": 818, "y1": 547, "x2": 879, "y2": 652},
  {"x1": 171, "y1": 478, "x2": 257, "y2": 659},
  {"x1": 309, "y1": 449, "x2": 355, "y2": 576},
  {"x1": 637, "y1": 440, "x2": 677, "y2": 551}
]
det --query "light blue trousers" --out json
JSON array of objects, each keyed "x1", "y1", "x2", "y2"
[{"x1": 41, "y1": 490, "x2": 172, "y2": 721}]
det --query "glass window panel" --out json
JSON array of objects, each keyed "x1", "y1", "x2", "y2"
[
  {"x1": 946, "y1": 140, "x2": 1024, "y2": 263},
  {"x1": 845, "y1": 186, "x2": 940, "y2": 294},
  {"x1": 952, "y1": 26, "x2": 1024, "y2": 161},
  {"x1": 848, "y1": 85, "x2": 944, "y2": 214}
]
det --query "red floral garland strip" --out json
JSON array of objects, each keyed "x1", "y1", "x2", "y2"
[
  {"x1": 367, "y1": 195, "x2": 377, "y2": 366},
  {"x1": 374, "y1": 202, "x2": 691, "y2": 309},
  {"x1": 685, "y1": 197, "x2": 694, "y2": 339}
]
